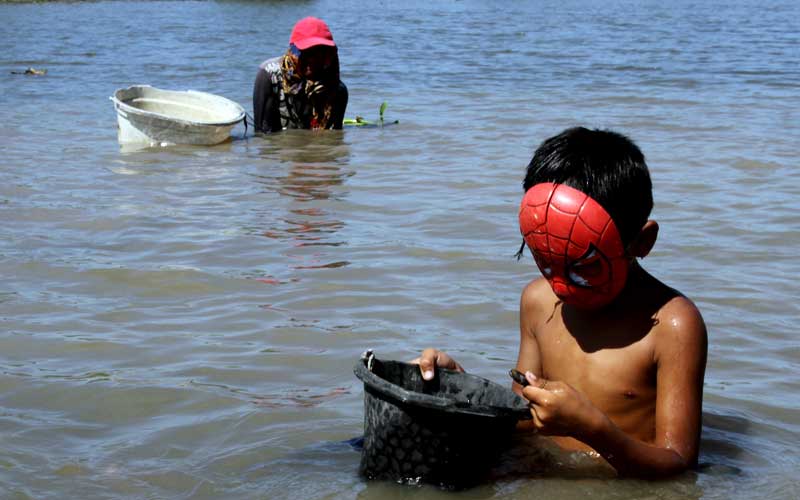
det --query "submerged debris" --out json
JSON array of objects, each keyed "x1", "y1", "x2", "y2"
[{"x1": 11, "y1": 67, "x2": 47, "y2": 76}]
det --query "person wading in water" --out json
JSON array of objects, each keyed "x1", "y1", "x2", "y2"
[{"x1": 252, "y1": 17, "x2": 348, "y2": 133}]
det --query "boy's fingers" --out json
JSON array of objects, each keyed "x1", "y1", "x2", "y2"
[
  {"x1": 432, "y1": 351, "x2": 465, "y2": 375},
  {"x1": 418, "y1": 348, "x2": 438, "y2": 380},
  {"x1": 528, "y1": 405, "x2": 542, "y2": 431},
  {"x1": 522, "y1": 373, "x2": 554, "y2": 404},
  {"x1": 525, "y1": 371, "x2": 550, "y2": 390},
  {"x1": 412, "y1": 349, "x2": 463, "y2": 381},
  {"x1": 522, "y1": 385, "x2": 550, "y2": 405},
  {"x1": 436, "y1": 352, "x2": 464, "y2": 372}
]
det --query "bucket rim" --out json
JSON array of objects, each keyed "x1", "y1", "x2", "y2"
[{"x1": 353, "y1": 351, "x2": 531, "y2": 419}]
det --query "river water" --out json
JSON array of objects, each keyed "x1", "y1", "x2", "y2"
[{"x1": 1, "y1": 0, "x2": 799, "y2": 498}]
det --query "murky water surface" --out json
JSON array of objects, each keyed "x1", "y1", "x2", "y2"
[{"x1": 1, "y1": 0, "x2": 799, "y2": 498}]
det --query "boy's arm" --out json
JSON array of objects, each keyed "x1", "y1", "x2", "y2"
[
  {"x1": 523, "y1": 297, "x2": 708, "y2": 478},
  {"x1": 593, "y1": 298, "x2": 707, "y2": 477},
  {"x1": 514, "y1": 280, "x2": 547, "y2": 432},
  {"x1": 513, "y1": 279, "x2": 546, "y2": 396}
]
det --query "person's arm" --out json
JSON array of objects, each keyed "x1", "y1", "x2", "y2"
[
  {"x1": 330, "y1": 81, "x2": 348, "y2": 130},
  {"x1": 252, "y1": 66, "x2": 281, "y2": 133},
  {"x1": 523, "y1": 298, "x2": 708, "y2": 478},
  {"x1": 252, "y1": 68, "x2": 269, "y2": 133},
  {"x1": 513, "y1": 279, "x2": 545, "y2": 396},
  {"x1": 513, "y1": 279, "x2": 546, "y2": 432}
]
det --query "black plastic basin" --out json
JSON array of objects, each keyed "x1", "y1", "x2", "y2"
[{"x1": 353, "y1": 351, "x2": 530, "y2": 489}]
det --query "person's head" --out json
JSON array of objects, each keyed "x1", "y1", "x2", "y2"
[
  {"x1": 518, "y1": 127, "x2": 658, "y2": 309},
  {"x1": 288, "y1": 17, "x2": 339, "y2": 82}
]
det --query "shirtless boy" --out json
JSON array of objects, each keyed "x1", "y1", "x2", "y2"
[{"x1": 415, "y1": 127, "x2": 708, "y2": 478}]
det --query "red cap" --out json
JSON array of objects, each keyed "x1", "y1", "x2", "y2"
[{"x1": 289, "y1": 17, "x2": 336, "y2": 50}]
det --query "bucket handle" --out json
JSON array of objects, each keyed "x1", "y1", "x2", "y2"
[{"x1": 361, "y1": 349, "x2": 375, "y2": 372}]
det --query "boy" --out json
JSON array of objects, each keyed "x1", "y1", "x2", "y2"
[{"x1": 414, "y1": 127, "x2": 707, "y2": 478}]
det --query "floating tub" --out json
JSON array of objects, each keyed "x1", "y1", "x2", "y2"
[{"x1": 110, "y1": 85, "x2": 245, "y2": 146}]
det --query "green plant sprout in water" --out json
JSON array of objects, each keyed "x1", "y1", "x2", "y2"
[{"x1": 343, "y1": 101, "x2": 399, "y2": 127}]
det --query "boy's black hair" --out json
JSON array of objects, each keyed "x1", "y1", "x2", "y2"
[{"x1": 522, "y1": 127, "x2": 653, "y2": 246}]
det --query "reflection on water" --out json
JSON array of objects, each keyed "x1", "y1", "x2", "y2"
[
  {"x1": 317, "y1": 433, "x2": 707, "y2": 500},
  {"x1": 249, "y1": 131, "x2": 352, "y2": 276},
  {"x1": 188, "y1": 378, "x2": 352, "y2": 409},
  {"x1": 260, "y1": 131, "x2": 352, "y2": 201}
]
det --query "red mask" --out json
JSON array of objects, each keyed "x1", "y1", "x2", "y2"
[{"x1": 519, "y1": 183, "x2": 629, "y2": 309}]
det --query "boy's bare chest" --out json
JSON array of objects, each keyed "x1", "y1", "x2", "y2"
[{"x1": 537, "y1": 321, "x2": 657, "y2": 413}]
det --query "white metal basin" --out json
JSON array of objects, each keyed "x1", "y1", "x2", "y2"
[{"x1": 111, "y1": 85, "x2": 245, "y2": 146}]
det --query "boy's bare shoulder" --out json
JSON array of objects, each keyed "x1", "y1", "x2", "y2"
[
  {"x1": 521, "y1": 277, "x2": 558, "y2": 307},
  {"x1": 650, "y1": 289, "x2": 708, "y2": 358},
  {"x1": 520, "y1": 277, "x2": 560, "y2": 329}
]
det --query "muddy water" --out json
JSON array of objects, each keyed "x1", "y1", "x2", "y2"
[{"x1": 1, "y1": 0, "x2": 799, "y2": 498}]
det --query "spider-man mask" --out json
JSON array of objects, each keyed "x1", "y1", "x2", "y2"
[{"x1": 519, "y1": 182, "x2": 629, "y2": 309}]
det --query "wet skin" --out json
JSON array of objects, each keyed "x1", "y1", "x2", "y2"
[{"x1": 415, "y1": 258, "x2": 708, "y2": 478}]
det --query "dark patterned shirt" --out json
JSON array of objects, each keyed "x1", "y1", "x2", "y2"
[{"x1": 252, "y1": 56, "x2": 348, "y2": 133}]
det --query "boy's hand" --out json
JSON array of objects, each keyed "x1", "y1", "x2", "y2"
[
  {"x1": 521, "y1": 371, "x2": 604, "y2": 438},
  {"x1": 409, "y1": 348, "x2": 464, "y2": 381}
]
